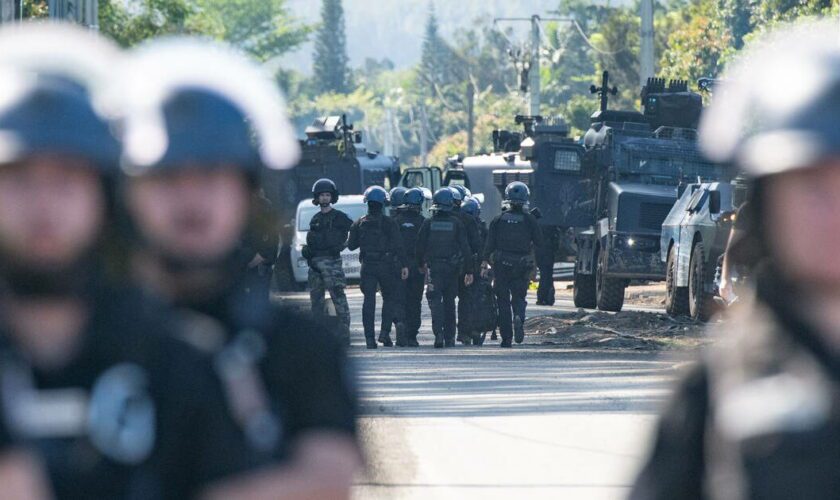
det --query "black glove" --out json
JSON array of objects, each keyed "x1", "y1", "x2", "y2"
[{"x1": 301, "y1": 245, "x2": 312, "y2": 260}]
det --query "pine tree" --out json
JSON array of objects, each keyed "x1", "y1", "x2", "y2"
[
  {"x1": 312, "y1": 0, "x2": 351, "y2": 94},
  {"x1": 420, "y1": 2, "x2": 449, "y2": 92}
]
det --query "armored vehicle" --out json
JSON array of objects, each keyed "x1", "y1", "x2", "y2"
[
  {"x1": 569, "y1": 72, "x2": 728, "y2": 311},
  {"x1": 661, "y1": 180, "x2": 746, "y2": 320}
]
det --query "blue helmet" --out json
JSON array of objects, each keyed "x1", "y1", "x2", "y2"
[
  {"x1": 448, "y1": 186, "x2": 463, "y2": 203},
  {"x1": 462, "y1": 197, "x2": 481, "y2": 217},
  {"x1": 432, "y1": 188, "x2": 455, "y2": 212},
  {"x1": 389, "y1": 186, "x2": 407, "y2": 207},
  {"x1": 451, "y1": 184, "x2": 471, "y2": 200},
  {"x1": 404, "y1": 187, "x2": 425, "y2": 207},
  {"x1": 505, "y1": 181, "x2": 530, "y2": 204},
  {"x1": 312, "y1": 178, "x2": 339, "y2": 204},
  {"x1": 0, "y1": 74, "x2": 120, "y2": 173},
  {"x1": 364, "y1": 185, "x2": 388, "y2": 205}
]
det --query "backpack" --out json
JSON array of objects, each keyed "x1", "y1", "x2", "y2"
[{"x1": 469, "y1": 274, "x2": 498, "y2": 339}]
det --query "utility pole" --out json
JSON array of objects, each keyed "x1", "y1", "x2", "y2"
[
  {"x1": 529, "y1": 15, "x2": 540, "y2": 116},
  {"x1": 419, "y1": 106, "x2": 428, "y2": 168},
  {"x1": 639, "y1": 0, "x2": 655, "y2": 86},
  {"x1": 466, "y1": 83, "x2": 475, "y2": 156},
  {"x1": 0, "y1": 0, "x2": 16, "y2": 23},
  {"x1": 495, "y1": 15, "x2": 572, "y2": 117},
  {"x1": 48, "y1": 0, "x2": 99, "y2": 30}
]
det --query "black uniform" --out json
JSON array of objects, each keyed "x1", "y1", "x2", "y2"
[
  {"x1": 0, "y1": 287, "x2": 259, "y2": 499},
  {"x1": 535, "y1": 226, "x2": 557, "y2": 305},
  {"x1": 243, "y1": 192, "x2": 279, "y2": 297},
  {"x1": 305, "y1": 208, "x2": 354, "y2": 339},
  {"x1": 417, "y1": 211, "x2": 473, "y2": 346},
  {"x1": 346, "y1": 211, "x2": 406, "y2": 344},
  {"x1": 390, "y1": 207, "x2": 426, "y2": 345},
  {"x1": 454, "y1": 208, "x2": 482, "y2": 343},
  {"x1": 631, "y1": 269, "x2": 840, "y2": 500},
  {"x1": 173, "y1": 276, "x2": 358, "y2": 464},
  {"x1": 483, "y1": 207, "x2": 543, "y2": 344}
]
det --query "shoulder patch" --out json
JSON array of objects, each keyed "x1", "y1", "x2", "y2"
[{"x1": 430, "y1": 221, "x2": 455, "y2": 232}]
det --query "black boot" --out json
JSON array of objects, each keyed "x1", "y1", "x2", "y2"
[
  {"x1": 407, "y1": 331, "x2": 420, "y2": 347},
  {"x1": 366, "y1": 337, "x2": 378, "y2": 349},
  {"x1": 500, "y1": 338, "x2": 512, "y2": 348},
  {"x1": 444, "y1": 338, "x2": 455, "y2": 348},
  {"x1": 395, "y1": 322, "x2": 407, "y2": 347},
  {"x1": 514, "y1": 316, "x2": 525, "y2": 344},
  {"x1": 378, "y1": 331, "x2": 393, "y2": 347}
]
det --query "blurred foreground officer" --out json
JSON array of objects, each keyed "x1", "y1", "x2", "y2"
[
  {"x1": 392, "y1": 188, "x2": 427, "y2": 346},
  {"x1": 631, "y1": 22, "x2": 840, "y2": 500},
  {"x1": 347, "y1": 186, "x2": 408, "y2": 349},
  {"x1": 417, "y1": 189, "x2": 474, "y2": 348},
  {"x1": 117, "y1": 39, "x2": 360, "y2": 499},
  {"x1": 482, "y1": 182, "x2": 542, "y2": 347},
  {"x1": 0, "y1": 26, "x2": 257, "y2": 499},
  {"x1": 304, "y1": 178, "x2": 353, "y2": 343},
  {"x1": 451, "y1": 185, "x2": 482, "y2": 344}
]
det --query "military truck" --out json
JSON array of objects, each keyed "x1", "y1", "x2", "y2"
[
  {"x1": 264, "y1": 114, "x2": 400, "y2": 290},
  {"x1": 569, "y1": 72, "x2": 728, "y2": 312}
]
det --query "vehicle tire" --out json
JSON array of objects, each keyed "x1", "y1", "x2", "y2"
[
  {"x1": 665, "y1": 245, "x2": 689, "y2": 317},
  {"x1": 688, "y1": 241, "x2": 715, "y2": 322},
  {"x1": 596, "y1": 245, "x2": 626, "y2": 312},
  {"x1": 573, "y1": 265, "x2": 597, "y2": 309}
]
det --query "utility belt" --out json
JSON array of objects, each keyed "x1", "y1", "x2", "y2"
[
  {"x1": 361, "y1": 250, "x2": 397, "y2": 264},
  {"x1": 428, "y1": 254, "x2": 463, "y2": 268},
  {"x1": 493, "y1": 251, "x2": 533, "y2": 271},
  {"x1": 309, "y1": 247, "x2": 341, "y2": 259}
]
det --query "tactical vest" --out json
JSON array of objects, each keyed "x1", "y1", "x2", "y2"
[
  {"x1": 308, "y1": 210, "x2": 349, "y2": 257},
  {"x1": 426, "y1": 214, "x2": 460, "y2": 262},
  {"x1": 395, "y1": 211, "x2": 424, "y2": 260},
  {"x1": 358, "y1": 215, "x2": 392, "y2": 262},
  {"x1": 495, "y1": 211, "x2": 533, "y2": 255}
]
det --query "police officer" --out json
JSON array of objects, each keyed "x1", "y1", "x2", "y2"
[
  {"x1": 392, "y1": 187, "x2": 427, "y2": 346},
  {"x1": 417, "y1": 188, "x2": 474, "y2": 348},
  {"x1": 463, "y1": 197, "x2": 487, "y2": 253},
  {"x1": 118, "y1": 38, "x2": 360, "y2": 497},
  {"x1": 482, "y1": 182, "x2": 543, "y2": 347},
  {"x1": 380, "y1": 186, "x2": 408, "y2": 340},
  {"x1": 450, "y1": 185, "x2": 482, "y2": 345},
  {"x1": 0, "y1": 26, "x2": 258, "y2": 498},
  {"x1": 347, "y1": 186, "x2": 408, "y2": 349},
  {"x1": 631, "y1": 22, "x2": 840, "y2": 500},
  {"x1": 304, "y1": 178, "x2": 354, "y2": 343}
]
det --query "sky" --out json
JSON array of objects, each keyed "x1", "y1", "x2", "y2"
[{"x1": 280, "y1": 0, "x2": 631, "y2": 75}]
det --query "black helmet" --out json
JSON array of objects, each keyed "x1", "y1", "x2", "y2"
[
  {"x1": 505, "y1": 181, "x2": 530, "y2": 204},
  {"x1": 0, "y1": 73, "x2": 120, "y2": 172},
  {"x1": 118, "y1": 38, "x2": 299, "y2": 177},
  {"x1": 363, "y1": 185, "x2": 388, "y2": 205},
  {"x1": 404, "y1": 187, "x2": 424, "y2": 207},
  {"x1": 312, "y1": 178, "x2": 339, "y2": 205},
  {"x1": 700, "y1": 21, "x2": 840, "y2": 178},
  {"x1": 462, "y1": 197, "x2": 481, "y2": 217},
  {"x1": 433, "y1": 188, "x2": 455, "y2": 212},
  {"x1": 389, "y1": 186, "x2": 407, "y2": 207}
]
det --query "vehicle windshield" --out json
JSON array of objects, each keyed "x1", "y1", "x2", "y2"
[{"x1": 297, "y1": 204, "x2": 369, "y2": 231}]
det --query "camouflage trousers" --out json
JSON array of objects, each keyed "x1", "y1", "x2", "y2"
[{"x1": 308, "y1": 256, "x2": 352, "y2": 341}]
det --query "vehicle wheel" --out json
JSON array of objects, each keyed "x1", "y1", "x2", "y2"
[
  {"x1": 688, "y1": 241, "x2": 715, "y2": 322},
  {"x1": 596, "y1": 245, "x2": 625, "y2": 312},
  {"x1": 665, "y1": 245, "x2": 689, "y2": 317},
  {"x1": 573, "y1": 265, "x2": 596, "y2": 309}
]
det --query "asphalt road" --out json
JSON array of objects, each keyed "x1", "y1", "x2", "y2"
[{"x1": 276, "y1": 287, "x2": 693, "y2": 500}]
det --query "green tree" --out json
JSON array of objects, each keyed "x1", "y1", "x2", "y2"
[
  {"x1": 192, "y1": 0, "x2": 311, "y2": 62},
  {"x1": 99, "y1": 0, "x2": 195, "y2": 48},
  {"x1": 312, "y1": 0, "x2": 351, "y2": 94}
]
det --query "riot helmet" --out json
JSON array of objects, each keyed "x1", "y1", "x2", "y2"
[
  {"x1": 448, "y1": 186, "x2": 463, "y2": 207},
  {"x1": 462, "y1": 197, "x2": 481, "y2": 218},
  {"x1": 389, "y1": 186, "x2": 407, "y2": 207},
  {"x1": 452, "y1": 184, "x2": 471, "y2": 200},
  {"x1": 700, "y1": 21, "x2": 840, "y2": 179},
  {"x1": 404, "y1": 188, "x2": 425, "y2": 207},
  {"x1": 363, "y1": 185, "x2": 388, "y2": 206},
  {"x1": 116, "y1": 38, "x2": 299, "y2": 179},
  {"x1": 432, "y1": 188, "x2": 455, "y2": 212},
  {"x1": 505, "y1": 181, "x2": 530, "y2": 205},
  {"x1": 312, "y1": 178, "x2": 339, "y2": 205}
]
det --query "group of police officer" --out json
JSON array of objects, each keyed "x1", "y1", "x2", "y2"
[
  {"x1": 305, "y1": 176, "x2": 543, "y2": 349},
  {"x1": 0, "y1": 24, "x2": 360, "y2": 499}
]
